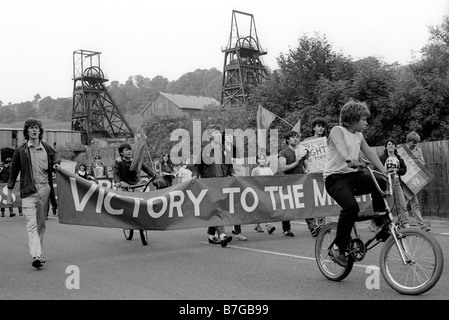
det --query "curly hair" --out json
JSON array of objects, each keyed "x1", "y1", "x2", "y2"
[
  {"x1": 23, "y1": 118, "x2": 44, "y2": 141},
  {"x1": 339, "y1": 100, "x2": 371, "y2": 128},
  {"x1": 406, "y1": 131, "x2": 421, "y2": 143},
  {"x1": 310, "y1": 117, "x2": 328, "y2": 136}
]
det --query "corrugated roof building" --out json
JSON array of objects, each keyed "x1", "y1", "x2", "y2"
[{"x1": 140, "y1": 92, "x2": 219, "y2": 119}]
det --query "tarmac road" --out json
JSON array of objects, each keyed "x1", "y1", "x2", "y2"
[{"x1": 1, "y1": 214, "x2": 448, "y2": 302}]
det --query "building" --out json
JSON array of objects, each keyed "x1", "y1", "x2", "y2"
[
  {"x1": 140, "y1": 92, "x2": 219, "y2": 120},
  {"x1": 0, "y1": 127, "x2": 83, "y2": 161}
]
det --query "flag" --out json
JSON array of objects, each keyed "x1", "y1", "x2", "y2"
[
  {"x1": 292, "y1": 118, "x2": 301, "y2": 133},
  {"x1": 257, "y1": 105, "x2": 277, "y2": 153},
  {"x1": 257, "y1": 105, "x2": 277, "y2": 130},
  {"x1": 130, "y1": 129, "x2": 146, "y2": 172}
]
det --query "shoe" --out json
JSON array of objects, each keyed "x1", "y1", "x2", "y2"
[
  {"x1": 1, "y1": 213, "x2": 4, "y2": 217},
  {"x1": 329, "y1": 247, "x2": 348, "y2": 267},
  {"x1": 421, "y1": 226, "x2": 431, "y2": 232},
  {"x1": 208, "y1": 237, "x2": 220, "y2": 244},
  {"x1": 267, "y1": 226, "x2": 276, "y2": 234},
  {"x1": 220, "y1": 235, "x2": 232, "y2": 247},
  {"x1": 310, "y1": 226, "x2": 321, "y2": 237},
  {"x1": 9, "y1": 213, "x2": 16, "y2": 217},
  {"x1": 40, "y1": 257, "x2": 46, "y2": 264},
  {"x1": 235, "y1": 234, "x2": 247, "y2": 241},
  {"x1": 283, "y1": 230, "x2": 294, "y2": 237},
  {"x1": 254, "y1": 225, "x2": 264, "y2": 233},
  {"x1": 32, "y1": 257, "x2": 43, "y2": 269}
]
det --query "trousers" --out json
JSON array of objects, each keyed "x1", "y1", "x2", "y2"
[
  {"x1": 22, "y1": 184, "x2": 51, "y2": 258},
  {"x1": 325, "y1": 171, "x2": 386, "y2": 251}
]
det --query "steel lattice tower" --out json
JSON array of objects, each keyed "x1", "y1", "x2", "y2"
[
  {"x1": 221, "y1": 10, "x2": 268, "y2": 107},
  {"x1": 71, "y1": 49, "x2": 134, "y2": 145}
]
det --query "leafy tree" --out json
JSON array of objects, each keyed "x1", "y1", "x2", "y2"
[{"x1": 0, "y1": 106, "x2": 16, "y2": 123}]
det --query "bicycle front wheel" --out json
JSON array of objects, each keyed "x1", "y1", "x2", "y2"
[
  {"x1": 315, "y1": 222, "x2": 354, "y2": 281},
  {"x1": 380, "y1": 228, "x2": 444, "y2": 295}
]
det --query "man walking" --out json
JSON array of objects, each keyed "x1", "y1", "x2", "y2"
[{"x1": 7, "y1": 119, "x2": 58, "y2": 269}]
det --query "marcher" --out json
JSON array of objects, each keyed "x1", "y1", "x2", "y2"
[
  {"x1": 251, "y1": 153, "x2": 276, "y2": 234},
  {"x1": 6, "y1": 119, "x2": 58, "y2": 269},
  {"x1": 191, "y1": 124, "x2": 233, "y2": 248},
  {"x1": 1, "y1": 158, "x2": 17, "y2": 217},
  {"x1": 177, "y1": 160, "x2": 193, "y2": 183},
  {"x1": 303, "y1": 117, "x2": 328, "y2": 227},
  {"x1": 323, "y1": 101, "x2": 388, "y2": 267},
  {"x1": 76, "y1": 163, "x2": 96, "y2": 182},
  {"x1": 113, "y1": 143, "x2": 157, "y2": 191},
  {"x1": 278, "y1": 130, "x2": 316, "y2": 237},
  {"x1": 160, "y1": 153, "x2": 176, "y2": 187},
  {"x1": 369, "y1": 139, "x2": 411, "y2": 230},
  {"x1": 404, "y1": 131, "x2": 430, "y2": 231},
  {"x1": 223, "y1": 130, "x2": 247, "y2": 241},
  {"x1": 91, "y1": 155, "x2": 107, "y2": 179}
]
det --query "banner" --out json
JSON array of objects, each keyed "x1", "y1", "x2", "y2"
[
  {"x1": 300, "y1": 137, "x2": 328, "y2": 173},
  {"x1": 397, "y1": 145, "x2": 433, "y2": 199},
  {"x1": 0, "y1": 183, "x2": 22, "y2": 207},
  {"x1": 57, "y1": 169, "x2": 376, "y2": 231}
]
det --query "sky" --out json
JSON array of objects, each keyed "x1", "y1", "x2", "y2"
[{"x1": 0, "y1": 0, "x2": 448, "y2": 105}]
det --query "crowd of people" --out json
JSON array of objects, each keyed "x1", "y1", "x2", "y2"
[{"x1": 3, "y1": 105, "x2": 431, "y2": 269}]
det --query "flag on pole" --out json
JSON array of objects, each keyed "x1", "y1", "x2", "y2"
[
  {"x1": 292, "y1": 118, "x2": 301, "y2": 133},
  {"x1": 257, "y1": 105, "x2": 277, "y2": 153},
  {"x1": 257, "y1": 105, "x2": 277, "y2": 130},
  {"x1": 130, "y1": 129, "x2": 146, "y2": 172}
]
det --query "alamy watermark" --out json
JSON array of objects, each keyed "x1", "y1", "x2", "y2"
[{"x1": 168, "y1": 120, "x2": 280, "y2": 171}]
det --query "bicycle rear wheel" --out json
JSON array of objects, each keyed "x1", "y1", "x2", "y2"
[
  {"x1": 380, "y1": 228, "x2": 444, "y2": 295},
  {"x1": 315, "y1": 222, "x2": 354, "y2": 281},
  {"x1": 139, "y1": 230, "x2": 149, "y2": 246},
  {"x1": 123, "y1": 229, "x2": 134, "y2": 240}
]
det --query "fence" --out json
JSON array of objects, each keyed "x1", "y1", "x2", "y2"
[{"x1": 373, "y1": 140, "x2": 449, "y2": 219}]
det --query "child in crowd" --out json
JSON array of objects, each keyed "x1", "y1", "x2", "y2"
[{"x1": 251, "y1": 153, "x2": 276, "y2": 234}]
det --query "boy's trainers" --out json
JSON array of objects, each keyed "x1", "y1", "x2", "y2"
[
  {"x1": 267, "y1": 226, "x2": 276, "y2": 234},
  {"x1": 283, "y1": 230, "x2": 294, "y2": 237},
  {"x1": 32, "y1": 257, "x2": 43, "y2": 269}
]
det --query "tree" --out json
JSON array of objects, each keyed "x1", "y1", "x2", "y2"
[{"x1": 0, "y1": 106, "x2": 16, "y2": 123}]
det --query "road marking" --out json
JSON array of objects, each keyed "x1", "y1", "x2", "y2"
[{"x1": 202, "y1": 242, "x2": 373, "y2": 269}]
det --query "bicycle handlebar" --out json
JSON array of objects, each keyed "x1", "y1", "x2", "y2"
[{"x1": 120, "y1": 174, "x2": 158, "y2": 192}]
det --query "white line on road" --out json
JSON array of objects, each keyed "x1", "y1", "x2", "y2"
[{"x1": 202, "y1": 242, "x2": 375, "y2": 269}]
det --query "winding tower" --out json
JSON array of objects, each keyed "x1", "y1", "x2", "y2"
[
  {"x1": 71, "y1": 49, "x2": 134, "y2": 145},
  {"x1": 221, "y1": 10, "x2": 268, "y2": 107}
]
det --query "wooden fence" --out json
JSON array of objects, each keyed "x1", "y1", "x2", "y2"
[{"x1": 373, "y1": 140, "x2": 449, "y2": 219}]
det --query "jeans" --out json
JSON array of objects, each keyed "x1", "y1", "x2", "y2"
[
  {"x1": 325, "y1": 171, "x2": 386, "y2": 251},
  {"x1": 22, "y1": 184, "x2": 51, "y2": 258},
  {"x1": 406, "y1": 194, "x2": 426, "y2": 227},
  {"x1": 207, "y1": 226, "x2": 225, "y2": 237},
  {"x1": 393, "y1": 176, "x2": 410, "y2": 226}
]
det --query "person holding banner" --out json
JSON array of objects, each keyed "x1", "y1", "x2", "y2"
[
  {"x1": 223, "y1": 130, "x2": 248, "y2": 241},
  {"x1": 323, "y1": 101, "x2": 388, "y2": 267},
  {"x1": 6, "y1": 118, "x2": 58, "y2": 269},
  {"x1": 279, "y1": 130, "x2": 316, "y2": 237},
  {"x1": 252, "y1": 153, "x2": 276, "y2": 234},
  {"x1": 191, "y1": 124, "x2": 234, "y2": 248},
  {"x1": 304, "y1": 117, "x2": 329, "y2": 227},
  {"x1": 404, "y1": 131, "x2": 430, "y2": 231},
  {"x1": 373, "y1": 139, "x2": 411, "y2": 230},
  {"x1": 113, "y1": 143, "x2": 157, "y2": 191}
]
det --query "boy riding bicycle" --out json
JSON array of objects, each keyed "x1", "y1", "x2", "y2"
[{"x1": 323, "y1": 100, "x2": 388, "y2": 267}]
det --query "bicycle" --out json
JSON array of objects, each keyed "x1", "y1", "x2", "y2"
[
  {"x1": 315, "y1": 158, "x2": 444, "y2": 295},
  {"x1": 121, "y1": 175, "x2": 157, "y2": 246}
]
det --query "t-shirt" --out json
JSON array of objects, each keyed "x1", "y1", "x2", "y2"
[
  {"x1": 323, "y1": 126, "x2": 363, "y2": 179},
  {"x1": 251, "y1": 166, "x2": 274, "y2": 176},
  {"x1": 278, "y1": 147, "x2": 305, "y2": 175},
  {"x1": 178, "y1": 166, "x2": 193, "y2": 182}
]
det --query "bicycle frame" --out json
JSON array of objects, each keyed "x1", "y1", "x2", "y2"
[{"x1": 352, "y1": 162, "x2": 410, "y2": 265}]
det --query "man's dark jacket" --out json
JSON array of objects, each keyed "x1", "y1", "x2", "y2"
[{"x1": 7, "y1": 141, "x2": 57, "y2": 199}]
